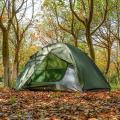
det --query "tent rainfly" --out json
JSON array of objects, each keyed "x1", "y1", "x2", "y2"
[{"x1": 14, "y1": 42, "x2": 111, "y2": 92}]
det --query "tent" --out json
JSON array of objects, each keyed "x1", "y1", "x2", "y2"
[{"x1": 14, "y1": 42, "x2": 111, "y2": 92}]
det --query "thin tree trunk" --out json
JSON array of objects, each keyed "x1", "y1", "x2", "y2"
[
  {"x1": 117, "y1": 4, "x2": 120, "y2": 85},
  {"x1": 104, "y1": 44, "x2": 111, "y2": 77},
  {"x1": 104, "y1": 24, "x2": 111, "y2": 77},
  {"x1": 73, "y1": 35, "x2": 78, "y2": 47},
  {"x1": 116, "y1": 62, "x2": 119, "y2": 84},
  {"x1": 86, "y1": 26, "x2": 95, "y2": 62},
  {"x1": 12, "y1": 62, "x2": 17, "y2": 80},
  {"x1": 116, "y1": 40, "x2": 119, "y2": 85},
  {"x1": 75, "y1": 39, "x2": 77, "y2": 47},
  {"x1": 2, "y1": 30, "x2": 12, "y2": 87},
  {"x1": 117, "y1": 75, "x2": 119, "y2": 85},
  {"x1": 12, "y1": 42, "x2": 21, "y2": 80}
]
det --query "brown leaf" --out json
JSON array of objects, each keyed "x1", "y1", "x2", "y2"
[
  {"x1": 88, "y1": 118, "x2": 98, "y2": 120},
  {"x1": 79, "y1": 113, "x2": 87, "y2": 119}
]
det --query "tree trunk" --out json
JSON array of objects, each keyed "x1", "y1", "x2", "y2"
[
  {"x1": 74, "y1": 36, "x2": 78, "y2": 47},
  {"x1": 104, "y1": 44, "x2": 111, "y2": 77},
  {"x1": 117, "y1": 75, "x2": 119, "y2": 85},
  {"x1": 12, "y1": 41, "x2": 21, "y2": 80},
  {"x1": 86, "y1": 26, "x2": 95, "y2": 62},
  {"x1": 116, "y1": 63, "x2": 119, "y2": 84},
  {"x1": 2, "y1": 30, "x2": 12, "y2": 87},
  {"x1": 12, "y1": 62, "x2": 17, "y2": 80}
]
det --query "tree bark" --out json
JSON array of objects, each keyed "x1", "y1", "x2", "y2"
[
  {"x1": 104, "y1": 43, "x2": 111, "y2": 77},
  {"x1": 2, "y1": 30, "x2": 12, "y2": 87},
  {"x1": 86, "y1": 25, "x2": 95, "y2": 62},
  {"x1": 116, "y1": 62, "x2": 120, "y2": 84},
  {"x1": 12, "y1": 41, "x2": 21, "y2": 80},
  {"x1": 75, "y1": 37, "x2": 78, "y2": 47}
]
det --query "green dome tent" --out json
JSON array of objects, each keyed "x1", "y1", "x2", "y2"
[{"x1": 14, "y1": 42, "x2": 111, "y2": 92}]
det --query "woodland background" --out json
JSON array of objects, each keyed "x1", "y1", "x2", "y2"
[{"x1": 0, "y1": 0, "x2": 120, "y2": 87}]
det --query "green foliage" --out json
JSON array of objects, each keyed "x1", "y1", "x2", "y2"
[
  {"x1": 59, "y1": 0, "x2": 62, "y2": 2},
  {"x1": 111, "y1": 83, "x2": 120, "y2": 87},
  {"x1": 9, "y1": 96, "x2": 16, "y2": 104},
  {"x1": 51, "y1": 92, "x2": 60, "y2": 99},
  {"x1": 111, "y1": 83, "x2": 120, "y2": 91},
  {"x1": 39, "y1": 105, "x2": 49, "y2": 109},
  {"x1": 55, "y1": 108, "x2": 58, "y2": 111},
  {"x1": 108, "y1": 76, "x2": 119, "y2": 84},
  {"x1": 75, "y1": 93, "x2": 78, "y2": 97},
  {"x1": 16, "y1": 113, "x2": 23, "y2": 117},
  {"x1": 111, "y1": 87, "x2": 118, "y2": 92},
  {"x1": 51, "y1": 93, "x2": 55, "y2": 99},
  {"x1": 0, "y1": 2, "x2": 4, "y2": 10},
  {"x1": 0, "y1": 84, "x2": 3, "y2": 87}
]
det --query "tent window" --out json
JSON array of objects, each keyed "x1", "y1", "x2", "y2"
[
  {"x1": 30, "y1": 53, "x2": 67, "y2": 82},
  {"x1": 37, "y1": 52, "x2": 67, "y2": 70}
]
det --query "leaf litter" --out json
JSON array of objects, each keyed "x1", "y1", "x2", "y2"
[{"x1": 0, "y1": 87, "x2": 120, "y2": 120}]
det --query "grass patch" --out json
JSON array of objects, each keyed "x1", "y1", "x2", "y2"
[
  {"x1": 111, "y1": 83, "x2": 120, "y2": 87},
  {"x1": 0, "y1": 83, "x2": 3, "y2": 87},
  {"x1": 110, "y1": 83, "x2": 120, "y2": 91}
]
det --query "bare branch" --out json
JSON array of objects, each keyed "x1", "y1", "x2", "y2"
[
  {"x1": 99, "y1": 29, "x2": 108, "y2": 41},
  {"x1": 69, "y1": 0, "x2": 85, "y2": 26},
  {"x1": 81, "y1": 0, "x2": 87, "y2": 20},
  {"x1": 20, "y1": 0, "x2": 34, "y2": 41},
  {"x1": 15, "y1": 0, "x2": 25, "y2": 14},
  {"x1": 91, "y1": 0, "x2": 108, "y2": 35},
  {"x1": 93, "y1": 43, "x2": 106, "y2": 48},
  {"x1": 93, "y1": 33, "x2": 107, "y2": 47},
  {"x1": 18, "y1": 0, "x2": 28, "y2": 22},
  {"x1": 88, "y1": 0, "x2": 93, "y2": 25},
  {"x1": 54, "y1": 1, "x2": 72, "y2": 34},
  {"x1": 110, "y1": 30, "x2": 120, "y2": 41},
  {"x1": 11, "y1": 19, "x2": 17, "y2": 37}
]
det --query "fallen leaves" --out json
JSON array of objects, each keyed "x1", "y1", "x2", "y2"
[
  {"x1": 0, "y1": 87, "x2": 120, "y2": 120},
  {"x1": 103, "y1": 114, "x2": 109, "y2": 117}
]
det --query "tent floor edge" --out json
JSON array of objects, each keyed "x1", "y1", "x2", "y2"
[
  {"x1": 23, "y1": 84, "x2": 83, "y2": 92},
  {"x1": 83, "y1": 88, "x2": 111, "y2": 92}
]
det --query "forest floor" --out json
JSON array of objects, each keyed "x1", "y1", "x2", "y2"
[{"x1": 0, "y1": 87, "x2": 120, "y2": 120}]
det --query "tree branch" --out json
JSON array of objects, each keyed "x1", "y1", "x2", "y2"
[
  {"x1": 0, "y1": 0, "x2": 7, "y2": 31},
  {"x1": 81, "y1": 0, "x2": 87, "y2": 20},
  {"x1": 69, "y1": 0, "x2": 85, "y2": 26},
  {"x1": 88, "y1": 0, "x2": 93, "y2": 25},
  {"x1": 54, "y1": 1, "x2": 72, "y2": 34},
  {"x1": 91, "y1": 0, "x2": 108, "y2": 35},
  {"x1": 20, "y1": 0, "x2": 34, "y2": 41}
]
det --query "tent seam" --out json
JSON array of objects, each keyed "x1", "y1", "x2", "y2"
[
  {"x1": 63, "y1": 43, "x2": 84, "y2": 88},
  {"x1": 17, "y1": 47, "x2": 51, "y2": 90}
]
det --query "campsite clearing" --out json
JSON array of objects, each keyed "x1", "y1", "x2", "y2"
[{"x1": 0, "y1": 87, "x2": 120, "y2": 120}]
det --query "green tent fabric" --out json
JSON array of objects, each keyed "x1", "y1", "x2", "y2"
[{"x1": 14, "y1": 42, "x2": 111, "y2": 92}]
